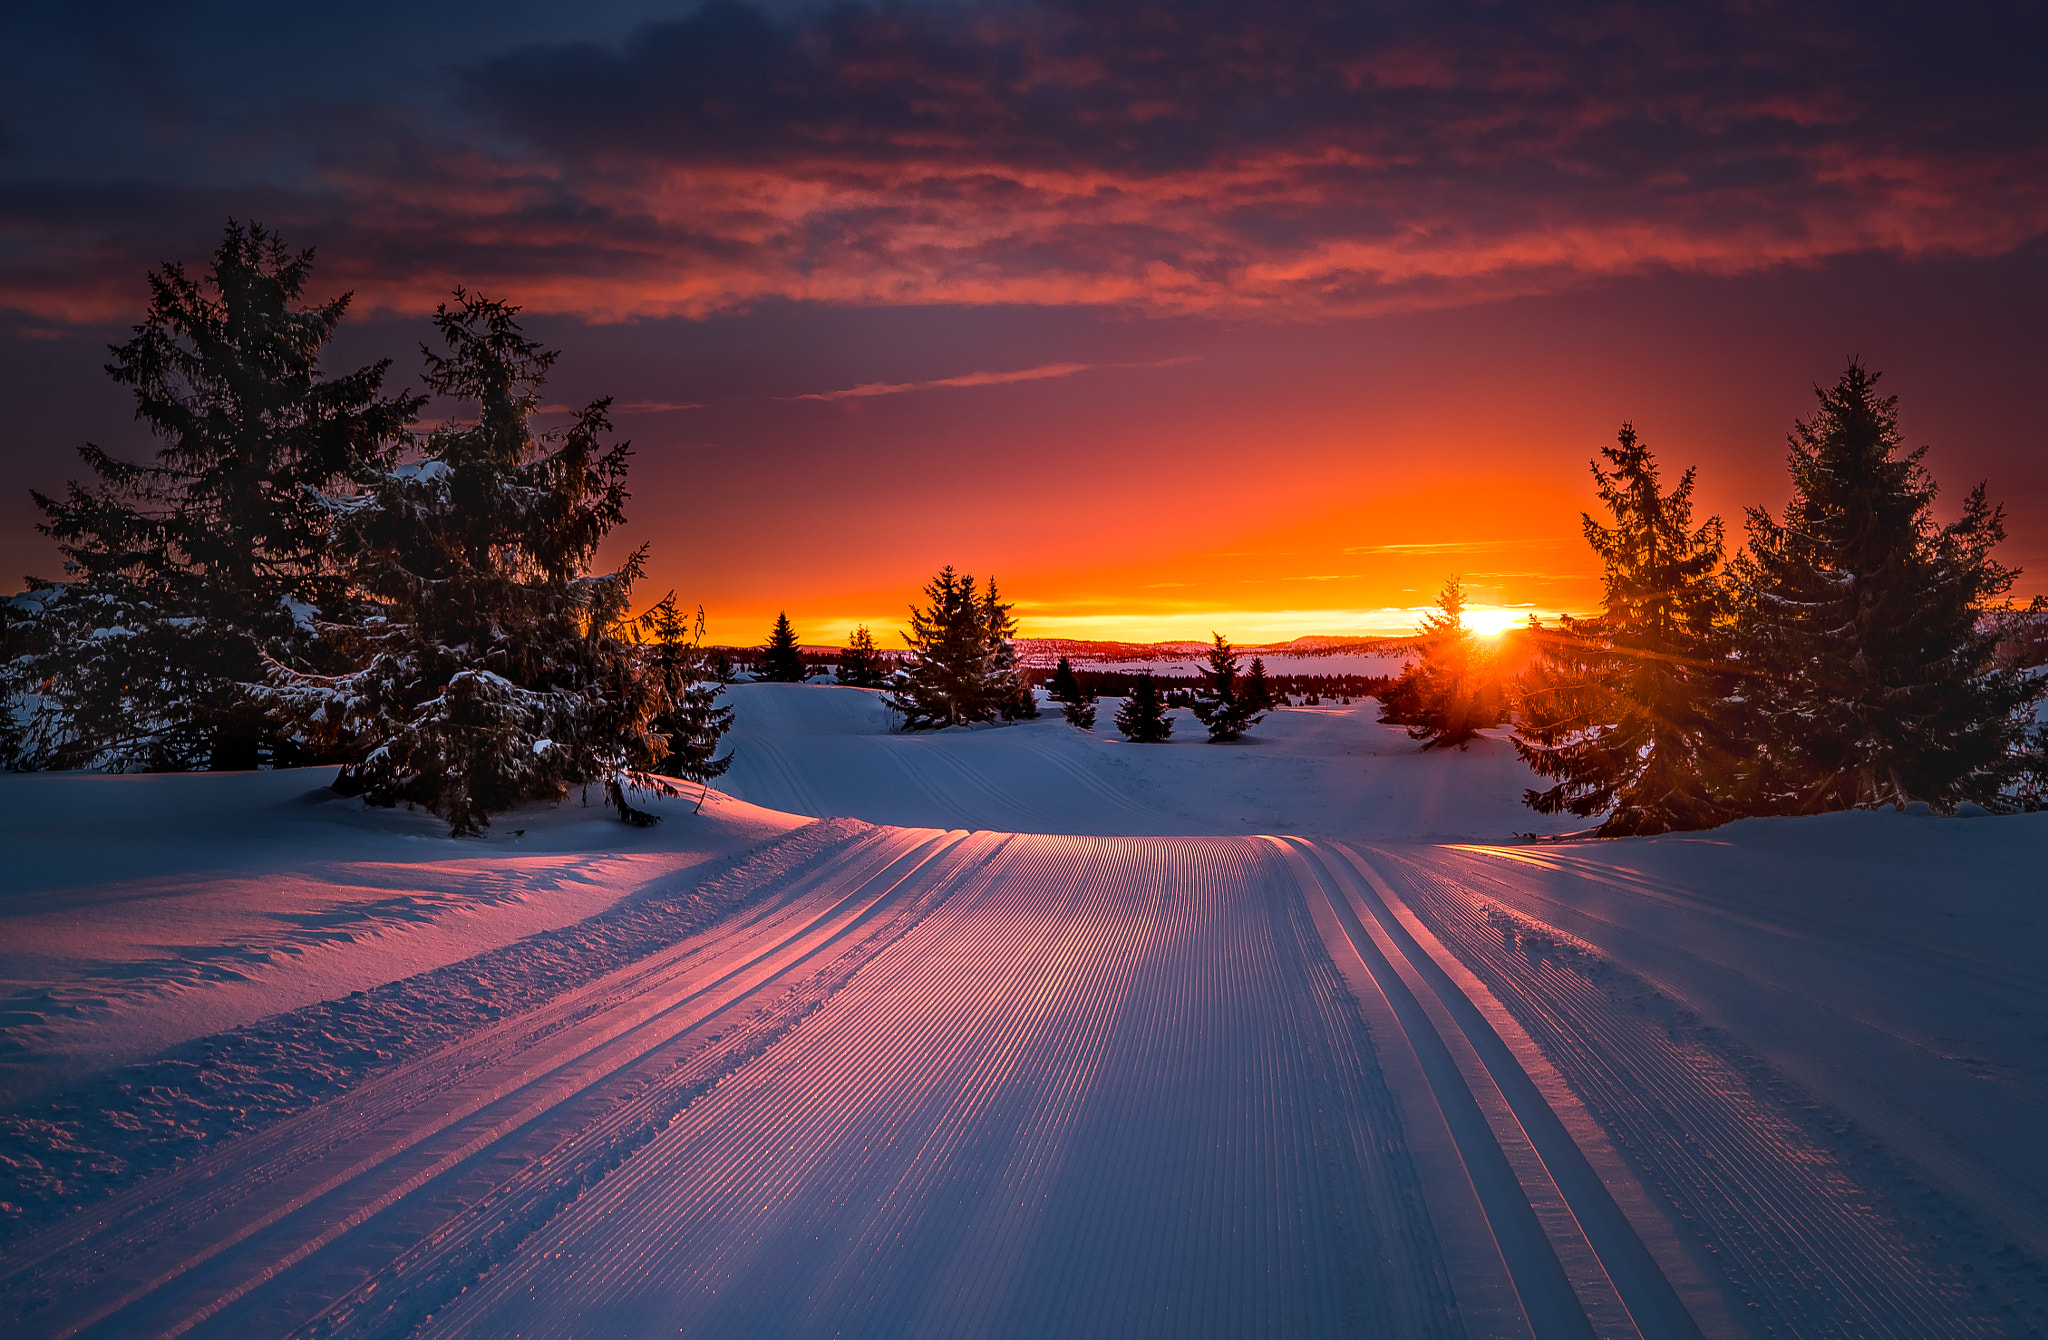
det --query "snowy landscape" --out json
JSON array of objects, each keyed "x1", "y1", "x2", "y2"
[
  {"x1": 4, "y1": 685, "x2": 2044, "y2": 1337},
  {"x1": 7, "y1": 3, "x2": 2048, "y2": 1335}
]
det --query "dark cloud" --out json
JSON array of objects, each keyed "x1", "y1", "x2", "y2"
[{"x1": 1, "y1": 0, "x2": 2044, "y2": 323}]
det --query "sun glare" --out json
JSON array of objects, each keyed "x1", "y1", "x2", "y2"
[{"x1": 1465, "y1": 607, "x2": 1524, "y2": 637}]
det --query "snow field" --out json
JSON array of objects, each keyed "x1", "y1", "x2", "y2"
[
  {"x1": 428, "y1": 834, "x2": 1459, "y2": 1339},
  {"x1": 718, "y1": 681, "x2": 1579, "y2": 839},
  {"x1": 2, "y1": 693, "x2": 2042, "y2": 1338}
]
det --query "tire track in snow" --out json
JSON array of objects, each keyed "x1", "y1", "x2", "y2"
[
  {"x1": 422, "y1": 834, "x2": 1457, "y2": 1339},
  {"x1": 2, "y1": 826, "x2": 978, "y2": 1340},
  {"x1": 1375, "y1": 843, "x2": 2013, "y2": 1337}
]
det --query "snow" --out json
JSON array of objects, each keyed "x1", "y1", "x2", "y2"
[
  {"x1": 1, "y1": 684, "x2": 2044, "y2": 1338},
  {"x1": 0, "y1": 770, "x2": 805, "y2": 1108},
  {"x1": 717, "y1": 681, "x2": 1570, "y2": 840}
]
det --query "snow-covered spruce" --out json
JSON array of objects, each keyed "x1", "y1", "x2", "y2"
[{"x1": 258, "y1": 293, "x2": 670, "y2": 835}]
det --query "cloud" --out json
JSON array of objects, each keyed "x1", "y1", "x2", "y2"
[
  {"x1": 786, "y1": 356, "x2": 1192, "y2": 402},
  {"x1": 1343, "y1": 539, "x2": 1571, "y2": 555},
  {"x1": 2, "y1": 1, "x2": 2045, "y2": 324}
]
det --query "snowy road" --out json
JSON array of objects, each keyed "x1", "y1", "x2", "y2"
[{"x1": 8, "y1": 821, "x2": 2027, "y2": 1338}]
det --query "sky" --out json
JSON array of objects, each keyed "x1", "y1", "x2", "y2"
[{"x1": 3, "y1": 0, "x2": 2044, "y2": 644}]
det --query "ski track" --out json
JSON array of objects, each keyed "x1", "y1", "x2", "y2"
[
  {"x1": 1371, "y1": 843, "x2": 2016, "y2": 1337},
  {"x1": 3, "y1": 824, "x2": 2029, "y2": 1339}
]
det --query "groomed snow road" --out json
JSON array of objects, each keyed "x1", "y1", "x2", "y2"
[{"x1": 3, "y1": 829, "x2": 2021, "y2": 1338}]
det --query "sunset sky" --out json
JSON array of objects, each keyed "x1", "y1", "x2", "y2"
[{"x1": 3, "y1": 0, "x2": 2043, "y2": 644}]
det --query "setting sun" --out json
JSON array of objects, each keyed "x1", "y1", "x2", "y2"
[{"x1": 1465, "y1": 607, "x2": 1527, "y2": 637}]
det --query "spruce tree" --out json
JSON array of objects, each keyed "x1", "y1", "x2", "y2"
[
  {"x1": 1515, "y1": 425, "x2": 1735, "y2": 835},
  {"x1": 759, "y1": 611, "x2": 807, "y2": 682},
  {"x1": 1378, "y1": 578, "x2": 1503, "y2": 750},
  {"x1": 887, "y1": 566, "x2": 1031, "y2": 728},
  {"x1": 1048, "y1": 656, "x2": 1084, "y2": 706},
  {"x1": 1242, "y1": 657, "x2": 1274, "y2": 713},
  {"x1": 637, "y1": 593, "x2": 733, "y2": 810},
  {"x1": 837, "y1": 625, "x2": 886, "y2": 687},
  {"x1": 260, "y1": 292, "x2": 662, "y2": 835},
  {"x1": 1732, "y1": 362, "x2": 2040, "y2": 812},
  {"x1": 1047, "y1": 657, "x2": 1099, "y2": 729},
  {"x1": 1190, "y1": 632, "x2": 1264, "y2": 741},
  {"x1": 7, "y1": 222, "x2": 419, "y2": 771},
  {"x1": 1114, "y1": 672, "x2": 1174, "y2": 742},
  {"x1": 983, "y1": 579, "x2": 1037, "y2": 719}
]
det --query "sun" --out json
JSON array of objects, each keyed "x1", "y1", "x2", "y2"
[{"x1": 1464, "y1": 607, "x2": 1525, "y2": 637}]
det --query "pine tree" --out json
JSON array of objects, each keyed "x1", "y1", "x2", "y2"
[
  {"x1": 1242, "y1": 657, "x2": 1274, "y2": 713},
  {"x1": 1114, "y1": 672, "x2": 1174, "y2": 742},
  {"x1": 1047, "y1": 656, "x2": 1098, "y2": 729},
  {"x1": 636, "y1": 593, "x2": 733, "y2": 810},
  {"x1": 1514, "y1": 425, "x2": 1735, "y2": 835},
  {"x1": 759, "y1": 611, "x2": 807, "y2": 682},
  {"x1": 983, "y1": 579, "x2": 1037, "y2": 719},
  {"x1": 1047, "y1": 656, "x2": 1084, "y2": 706},
  {"x1": 887, "y1": 566, "x2": 1032, "y2": 729},
  {"x1": 259, "y1": 292, "x2": 662, "y2": 835},
  {"x1": 6, "y1": 222, "x2": 419, "y2": 771},
  {"x1": 1731, "y1": 362, "x2": 2041, "y2": 812},
  {"x1": 837, "y1": 625, "x2": 886, "y2": 687},
  {"x1": 1378, "y1": 578, "x2": 1503, "y2": 750},
  {"x1": 1190, "y1": 632, "x2": 1264, "y2": 742}
]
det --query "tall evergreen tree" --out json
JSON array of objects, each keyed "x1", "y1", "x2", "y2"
[
  {"x1": 1731, "y1": 362, "x2": 2040, "y2": 812},
  {"x1": 1190, "y1": 633, "x2": 1264, "y2": 741},
  {"x1": 260, "y1": 292, "x2": 661, "y2": 835},
  {"x1": 637, "y1": 593, "x2": 733, "y2": 810},
  {"x1": 1378, "y1": 578, "x2": 1503, "y2": 750},
  {"x1": 5, "y1": 222, "x2": 420, "y2": 771},
  {"x1": 1515, "y1": 425, "x2": 1736, "y2": 835},
  {"x1": 837, "y1": 625, "x2": 886, "y2": 687},
  {"x1": 759, "y1": 611, "x2": 807, "y2": 682},
  {"x1": 1114, "y1": 672, "x2": 1174, "y2": 742}
]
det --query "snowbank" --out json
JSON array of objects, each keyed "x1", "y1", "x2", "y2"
[{"x1": 0, "y1": 769, "x2": 805, "y2": 1106}]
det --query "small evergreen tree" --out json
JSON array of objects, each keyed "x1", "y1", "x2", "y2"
[
  {"x1": 983, "y1": 579, "x2": 1037, "y2": 719},
  {"x1": 1062, "y1": 695, "x2": 1099, "y2": 731},
  {"x1": 887, "y1": 566, "x2": 1032, "y2": 729},
  {"x1": 1515, "y1": 425, "x2": 1736, "y2": 835},
  {"x1": 636, "y1": 594, "x2": 733, "y2": 811},
  {"x1": 1047, "y1": 656, "x2": 1084, "y2": 706},
  {"x1": 1378, "y1": 578, "x2": 1503, "y2": 750},
  {"x1": 1189, "y1": 632, "x2": 1264, "y2": 741},
  {"x1": 1114, "y1": 672, "x2": 1174, "y2": 742},
  {"x1": 837, "y1": 625, "x2": 886, "y2": 687},
  {"x1": 259, "y1": 292, "x2": 661, "y2": 835},
  {"x1": 1731, "y1": 362, "x2": 2041, "y2": 811},
  {"x1": 1242, "y1": 657, "x2": 1274, "y2": 713},
  {"x1": 6, "y1": 222, "x2": 420, "y2": 771},
  {"x1": 759, "y1": 611, "x2": 807, "y2": 682}
]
